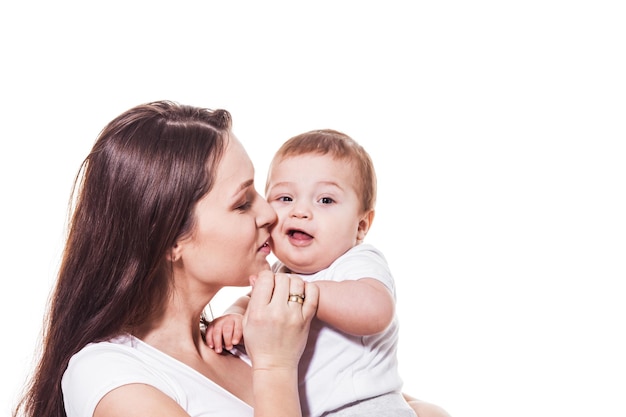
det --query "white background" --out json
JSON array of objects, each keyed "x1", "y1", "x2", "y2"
[{"x1": 2, "y1": 2, "x2": 625, "y2": 416}]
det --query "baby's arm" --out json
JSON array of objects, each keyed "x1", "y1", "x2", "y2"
[
  {"x1": 314, "y1": 278, "x2": 394, "y2": 336},
  {"x1": 207, "y1": 276, "x2": 394, "y2": 341},
  {"x1": 205, "y1": 294, "x2": 250, "y2": 353}
]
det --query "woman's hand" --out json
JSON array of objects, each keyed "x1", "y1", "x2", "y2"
[
  {"x1": 243, "y1": 270, "x2": 318, "y2": 371},
  {"x1": 243, "y1": 270, "x2": 318, "y2": 417}
]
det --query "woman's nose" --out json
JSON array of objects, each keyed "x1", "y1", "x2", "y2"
[{"x1": 257, "y1": 195, "x2": 278, "y2": 227}]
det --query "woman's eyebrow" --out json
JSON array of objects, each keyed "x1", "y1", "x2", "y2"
[{"x1": 235, "y1": 179, "x2": 254, "y2": 194}]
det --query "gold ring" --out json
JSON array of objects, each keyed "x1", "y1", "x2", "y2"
[{"x1": 288, "y1": 294, "x2": 305, "y2": 304}]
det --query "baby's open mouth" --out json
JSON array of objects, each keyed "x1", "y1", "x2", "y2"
[{"x1": 288, "y1": 229, "x2": 313, "y2": 240}]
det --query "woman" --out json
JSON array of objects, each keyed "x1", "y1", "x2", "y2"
[{"x1": 14, "y1": 100, "x2": 318, "y2": 417}]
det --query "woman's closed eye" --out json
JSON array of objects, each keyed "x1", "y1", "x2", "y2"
[{"x1": 236, "y1": 200, "x2": 252, "y2": 211}]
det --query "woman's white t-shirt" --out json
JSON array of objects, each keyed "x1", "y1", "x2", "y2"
[{"x1": 62, "y1": 334, "x2": 253, "y2": 417}]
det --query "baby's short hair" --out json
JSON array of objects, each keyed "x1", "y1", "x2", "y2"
[{"x1": 268, "y1": 129, "x2": 376, "y2": 213}]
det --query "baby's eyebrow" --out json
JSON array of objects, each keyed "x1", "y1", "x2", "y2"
[
  {"x1": 267, "y1": 181, "x2": 293, "y2": 189},
  {"x1": 316, "y1": 181, "x2": 344, "y2": 191}
]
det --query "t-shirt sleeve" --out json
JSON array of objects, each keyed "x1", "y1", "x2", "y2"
[
  {"x1": 330, "y1": 245, "x2": 396, "y2": 295},
  {"x1": 62, "y1": 344, "x2": 179, "y2": 417}
]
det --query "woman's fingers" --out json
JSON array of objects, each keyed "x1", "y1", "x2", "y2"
[
  {"x1": 287, "y1": 273, "x2": 306, "y2": 306},
  {"x1": 284, "y1": 274, "x2": 318, "y2": 323},
  {"x1": 243, "y1": 270, "x2": 318, "y2": 370},
  {"x1": 249, "y1": 271, "x2": 308, "y2": 308},
  {"x1": 301, "y1": 281, "x2": 319, "y2": 322},
  {"x1": 247, "y1": 270, "x2": 275, "y2": 308}
]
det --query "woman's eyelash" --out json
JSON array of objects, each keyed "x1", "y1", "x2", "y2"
[{"x1": 236, "y1": 201, "x2": 252, "y2": 211}]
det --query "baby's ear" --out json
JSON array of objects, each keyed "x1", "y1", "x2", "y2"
[{"x1": 356, "y1": 209, "x2": 375, "y2": 242}]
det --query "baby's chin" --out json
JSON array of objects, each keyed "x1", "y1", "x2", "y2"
[{"x1": 283, "y1": 260, "x2": 332, "y2": 276}]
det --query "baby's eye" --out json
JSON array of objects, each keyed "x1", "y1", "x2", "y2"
[
  {"x1": 278, "y1": 196, "x2": 293, "y2": 202},
  {"x1": 319, "y1": 197, "x2": 334, "y2": 204}
]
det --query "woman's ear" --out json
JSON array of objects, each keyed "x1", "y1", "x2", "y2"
[
  {"x1": 356, "y1": 209, "x2": 375, "y2": 242},
  {"x1": 167, "y1": 243, "x2": 183, "y2": 262}
]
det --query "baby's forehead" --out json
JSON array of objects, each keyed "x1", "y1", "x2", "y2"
[
  {"x1": 267, "y1": 152, "x2": 361, "y2": 192},
  {"x1": 278, "y1": 150, "x2": 351, "y2": 164},
  {"x1": 273, "y1": 152, "x2": 348, "y2": 173}
]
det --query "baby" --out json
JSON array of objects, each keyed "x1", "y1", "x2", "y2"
[{"x1": 207, "y1": 129, "x2": 415, "y2": 417}]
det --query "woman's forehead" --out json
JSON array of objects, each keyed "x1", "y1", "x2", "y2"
[{"x1": 214, "y1": 135, "x2": 255, "y2": 191}]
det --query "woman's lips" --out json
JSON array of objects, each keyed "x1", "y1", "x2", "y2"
[{"x1": 258, "y1": 241, "x2": 271, "y2": 254}]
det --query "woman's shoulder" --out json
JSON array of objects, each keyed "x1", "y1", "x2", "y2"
[
  {"x1": 67, "y1": 334, "x2": 147, "y2": 368},
  {"x1": 63, "y1": 334, "x2": 170, "y2": 390},
  {"x1": 63, "y1": 334, "x2": 253, "y2": 417},
  {"x1": 62, "y1": 335, "x2": 183, "y2": 417}
]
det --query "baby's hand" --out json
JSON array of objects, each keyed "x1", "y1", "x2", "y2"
[{"x1": 205, "y1": 313, "x2": 244, "y2": 353}]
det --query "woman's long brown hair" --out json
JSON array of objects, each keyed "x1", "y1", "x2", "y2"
[{"x1": 14, "y1": 100, "x2": 232, "y2": 417}]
